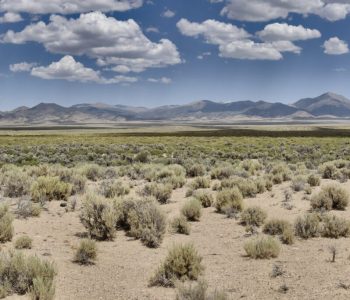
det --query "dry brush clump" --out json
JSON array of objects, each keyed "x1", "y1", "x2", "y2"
[
  {"x1": 192, "y1": 190, "x2": 213, "y2": 208},
  {"x1": 244, "y1": 235, "x2": 280, "y2": 259},
  {"x1": 215, "y1": 188, "x2": 243, "y2": 215},
  {"x1": 0, "y1": 168, "x2": 32, "y2": 198},
  {"x1": 149, "y1": 243, "x2": 204, "y2": 287},
  {"x1": 311, "y1": 184, "x2": 349, "y2": 211},
  {"x1": 187, "y1": 164, "x2": 206, "y2": 177},
  {"x1": 291, "y1": 176, "x2": 307, "y2": 192},
  {"x1": 99, "y1": 180, "x2": 130, "y2": 198},
  {"x1": 116, "y1": 197, "x2": 167, "y2": 248},
  {"x1": 307, "y1": 174, "x2": 321, "y2": 187},
  {"x1": 16, "y1": 199, "x2": 41, "y2": 219},
  {"x1": 321, "y1": 214, "x2": 350, "y2": 238},
  {"x1": 30, "y1": 176, "x2": 72, "y2": 203},
  {"x1": 294, "y1": 213, "x2": 320, "y2": 239},
  {"x1": 74, "y1": 239, "x2": 97, "y2": 265},
  {"x1": 142, "y1": 183, "x2": 173, "y2": 204},
  {"x1": 181, "y1": 199, "x2": 202, "y2": 222},
  {"x1": 80, "y1": 193, "x2": 119, "y2": 241},
  {"x1": 263, "y1": 219, "x2": 295, "y2": 245},
  {"x1": 220, "y1": 177, "x2": 258, "y2": 198},
  {"x1": 0, "y1": 204, "x2": 14, "y2": 243},
  {"x1": 175, "y1": 279, "x2": 228, "y2": 300},
  {"x1": 171, "y1": 216, "x2": 191, "y2": 235},
  {"x1": 240, "y1": 206, "x2": 267, "y2": 227},
  {"x1": 0, "y1": 251, "x2": 56, "y2": 299},
  {"x1": 14, "y1": 236, "x2": 33, "y2": 250}
]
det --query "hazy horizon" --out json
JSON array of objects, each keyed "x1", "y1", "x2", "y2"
[{"x1": 1, "y1": 0, "x2": 350, "y2": 110}]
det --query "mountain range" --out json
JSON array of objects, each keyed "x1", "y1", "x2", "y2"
[{"x1": 1, "y1": 92, "x2": 350, "y2": 125}]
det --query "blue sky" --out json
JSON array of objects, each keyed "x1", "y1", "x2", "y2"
[{"x1": 1, "y1": 0, "x2": 350, "y2": 110}]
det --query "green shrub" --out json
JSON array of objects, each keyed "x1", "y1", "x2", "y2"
[
  {"x1": 221, "y1": 177, "x2": 257, "y2": 198},
  {"x1": 142, "y1": 183, "x2": 173, "y2": 204},
  {"x1": 149, "y1": 243, "x2": 204, "y2": 287},
  {"x1": 74, "y1": 239, "x2": 97, "y2": 264},
  {"x1": 307, "y1": 174, "x2": 321, "y2": 187},
  {"x1": 321, "y1": 215, "x2": 350, "y2": 238},
  {"x1": 210, "y1": 165, "x2": 235, "y2": 180},
  {"x1": 244, "y1": 235, "x2": 280, "y2": 259},
  {"x1": 240, "y1": 206, "x2": 267, "y2": 227},
  {"x1": 162, "y1": 175, "x2": 186, "y2": 189},
  {"x1": 319, "y1": 162, "x2": 337, "y2": 179},
  {"x1": 193, "y1": 190, "x2": 213, "y2": 208},
  {"x1": 14, "y1": 236, "x2": 32, "y2": 249},
  {"x1": 0, "y1": 204, "x2": 14, "y2": 243},
  {"x1": 123, "y1": 198, "x2": 167, "y2": 248},
  {"x1": 31, "y1": 176, "x2": 72, "y2": 203},
  {"x1": 294, "y1": 213, "x2": 320, "y2": 239},
  {"x1": 269, "y1": 163, "x2": 292, "y2": 182},
  {"x1": 135, "y1": 150, "x2": 150, "y2": 163},
  {"x1": 80, "y1": 193, "x2": 118, "y2": 240},
  {"x1": 240, "y1": 159, "x2": 262, "y2": 175},
  {"x1": 215, "y1": 188, "x2": 243, "y2": 214},
  {"x1": 0, "y1": 251, "x2": 56, "y2": 298},
  {"x1": 171, "y1": 216, "x2": 191, "y2": 235},
  {"x1": 189, "y1": 177, "x2": 211, "y2": 191},
  {"x1": 311, "y1": 184, "x2": 349, "y2": 211},
  {"x1": 99, "y1": 180, "x2": 130, "y2": 198},
  {"x1": 263, "y1": 219, "x2": 294, "y2": 245},
  {"x1": 181, "y1": 199, "x2": 202, "y2": 222}
]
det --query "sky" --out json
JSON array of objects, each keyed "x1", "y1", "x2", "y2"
[{"x1": 1, "y1": 0, "x2": 350, "y2": 110}]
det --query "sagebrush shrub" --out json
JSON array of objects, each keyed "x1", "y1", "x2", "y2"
[
  {"x1": 149, "y1": 243, "x2": 204, "y2": 287},
  {"x1": 16, "y1": 199, "x2": 41, "y2": 219},
  {"x1": 31, "y1": 176, "x2": 72, "y2": 203},
  {"x1": 80, "y1": 193, "x2": 118, "y2": 240},
  {"x1": 294, "y1": 213, "x2": 320, "y2": 239},
  {"x1": 142, "y1": 183, "x2": 173, "y2": 204},
  {"x1": 0, "y1": 251, "x2": 56, "y2": 298},
  {"x1": 187, "y1": 164, "x2": 206, "y2": 177},
  {"x1": 211, "y1": 165, "x2": 235, "y2": 180},
  {"x1": 215, "y1": 188, "x2": 243, "y2": 214},
  {"x1": 221, "y1": 177, "x2": 257, "y2": 198},
  {"x1": 181, "y1": 199, "x2": 202, "y2": 222},
  {"x1": 193, "y1": 189, "x2": 213, "y2": 208},
  {"x1": 291, "y1": 176, "x2": 306, "y2": 192},
  {"x1": 74, "y1": 239, "x2": 97, "y2": 264},
  {"x1": 189, "y1": 177, "x2": 211, "y2": 191},
  {"x1": 321, "y1": 214, "x2": 350, "y2": 238},
  {"x1": 79, "y1": 164, "x2": 103, "y2": 181},
  {"x1": 1, "y1": 169, "x2": 32, "y2": 198},
  {"x1": 0, "y1": 204, "x2": 14, "y2": 243},
  {"x1": 121, "y1": 198, "x2": 167, "y2": 248},
  {"x1": 240, "y1": 206, "x2": 267, "y2": 227},
  {"x1": 15, "y1": 236, "x2": 32, "y2": 249},
  {"x1": 311, "y1": 184, "x2": 349, "y2": 211},
  {"x1": 263, "y1": 219, "x2": 294, "y2": 244},
  {"x1": 171, "y1": 216, "x2": 191, "y2": 235},
  {"x1": 244, "y1": 235, "x2": 280, "y2": 259},
  {"x1": 100, "y1": 180, "x2": 130, "y2": 198},
  {"x1": 175, "y1": 279, "x2": 228, "y2": 300},
  {"x1": 319, "y1": 162, "x2": 337, "y2": 179},
  {"x1": 307, "y1": 174, "x2": 321, "y2": 187}
]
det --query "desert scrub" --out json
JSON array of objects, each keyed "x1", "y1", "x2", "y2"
[
  {"x1": 321, "y1": 215, "x2": 350, "y2": 238},
  {"x1": 30, "y1": 176, "x2": 72, "y2": 203},
  {"x1": 221, "y1": 177, "x2": 257, "y2": 198},
  {"x1": 307, "y1": 174, "x2": 321, "y2": 187},
  {"x1": 149, "y1": 243, "x2": 204, "y2": 287},
  {"x1": 0, "y1": 251, "x2": 56, "y2": 298},
  {"x1": 240, "y1": 159, "x2": 262, "y2": 175},
  {"x1": 291, "y1": 176, "x2": 307, "y2": 192},
  {"x1": 181, "y1": 199, "x2": 202, "y2": 222},
  {"x1": 80, "y1": 193, "x2": 118, "y2": 240},
  {"x1": 192, "y1": 189, "x2": 213, "y2": 208},
  {"x1": 16, "y1": 199, "x2": 41, "y2": 218},
  {"x1": 162, "y1": 175, "x2": 186, "y2": 189},
  {"x1": 311, "y1": 184, "x2": 349, "y2": 211},
  {"x1": 175, "y1": 279, "x2": 228, "y2": 300},
  {"x1": 1, "y1": 168, "x2": 32, "y2": 198},
  {"x1": 99, "y1": 180, "x2": 130, "y2": 198},
  {"x1": 189, "y1": 177, "x2": 211, "y2": 190},
  {"x1": 215, "y1": 188, "x2": 243, "y2": 214},
  {"x1": 171, "y1": 216, "x2": 191, "y2": 235},
  {"x1": 240, "y1": 206, "x2": 267, "y2": 227},
  {"x1": 294, "y1": 213, "x2": 320, "y2": 239},
  {"x1": 78, "y1": 164, "x2": 103, "y2": 181},
  {"x1": 269, "y1": 163, "x2": 292, "y2": 182},
  {"x1": 69, "y1": 173, "x2": 87, "y2": 195},
  {"x1": 210, "y1": 164, "x2": 235, "y2": 180},
  {"x1": 14, "y1": 236, "x2": 32, "y2": 249},
  {"x1": 187, "y1": 164, "x2": 206, "y2": 177},
  {"x1": 319, "y1": 161, "x2": 337, "y2": 179},
  {"x1": 122, "y1": 198, "x2": 167, "y2": 248},
  {"x1": 244, "y1": 235, "x2": 280, "y2": 259},
  {"x1": 74, "y1": 239, "x2": 97, "y2": 264},
  {"x1": 263, "y1": 219, "x2": 295, "y2": 245},
  {"x1": 0, "y1": 204, "x2": 14, "y2": 243},
  {"x1": 142, "y1": 182, "x2": 173, "y2": 204}
]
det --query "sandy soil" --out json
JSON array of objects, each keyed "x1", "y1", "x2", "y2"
[{"x1": 3, "y1": 179, "x2": 350, "y2": 300}]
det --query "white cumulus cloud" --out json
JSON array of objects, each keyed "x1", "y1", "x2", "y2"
[
  {"x1": 2, "y1": 12, "x2": 181, "y2": 73},
  {"x1": 0, "y1": 12, "x2": 23, "y2": 23},
  {"x1": 0, "y1": 0, "x2": 142, "y2": 14},
  {"x1": 10, "y1": 62, "x2": 37, "y2": 72},
  {"x1": 323, "y1": 37, "x2": 349, "y2": 55},
  {"x1": 30, "y1": 55, "x2": 138, "y2": 84},
  {"x1": 147, "y1": 77, "x2": 172, "y2": 84}
]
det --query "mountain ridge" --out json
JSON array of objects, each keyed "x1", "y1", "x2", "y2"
[{"x1": 1, "y1": 92, "x2": 350, "y2": 125}]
